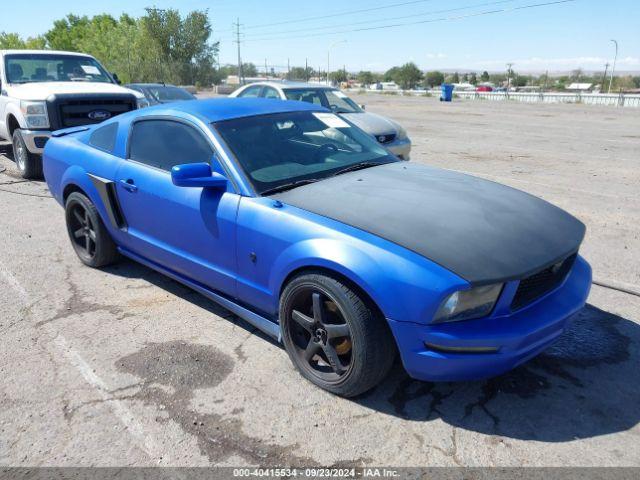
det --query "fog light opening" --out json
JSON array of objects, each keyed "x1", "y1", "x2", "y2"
[{"x1": 424, "y1": 342, "x2": 500, "y2": 354}]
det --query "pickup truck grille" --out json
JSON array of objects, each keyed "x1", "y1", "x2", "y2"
[
  {"x1": 46, "y1": 93, "x2": 137, "y2": 130},
  {"x1": 511, "y1": 253, "x2": 577, "y2": 311}
]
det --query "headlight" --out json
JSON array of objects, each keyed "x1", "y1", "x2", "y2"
[
  {"x1": 432, "y1": 284, "x2": 503, "y2": 324},
  {"x1": 136, "y1": 97, "x2": 150, "y2": 109},
  {"x1": 20, "y1": 101, "x2": 50, "y2": 129}
]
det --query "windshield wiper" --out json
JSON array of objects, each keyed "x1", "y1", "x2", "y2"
[
  {"x1": 333, "y1": 161, "x2": 384, "y2": 176},
  {"x1": 260, "y1": 178, "x2": 321, "y2": 196}
]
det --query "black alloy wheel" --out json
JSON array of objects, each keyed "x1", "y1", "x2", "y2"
[
  {"x1": 280, "y1": 273, "x2": 396, "y2": 397},
  {"x1": 289, "y1": 287, "x2": 353, "y2": 381},
  {"x1": 64, "y1": 192, "x2": 119, "y2": 267}
]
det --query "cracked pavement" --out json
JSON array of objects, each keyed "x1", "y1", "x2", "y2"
[{"x1": 1, "y1": 95, "x2": 639, "y2": 467}]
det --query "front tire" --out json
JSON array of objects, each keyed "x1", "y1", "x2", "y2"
[
  {"x1": 65, "y1": 192, "x2": 119, "y2": 267},
  {"x1": 12, "y1": 129, "x2": 43, "y2": 179},
  {"x1": 280, "y1": 273, "x2": 396, "y2": 397}
]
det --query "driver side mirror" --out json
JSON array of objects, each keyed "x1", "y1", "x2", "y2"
[
  {"x1": 171, "y1": 162, "x2": 227, "y2": 189},
  {"x1": 359, "y1": 104, "x2": 365, "y2": 110},
  {"x1": 112, "y1": 72, "x2": 121, "y2": 85}
]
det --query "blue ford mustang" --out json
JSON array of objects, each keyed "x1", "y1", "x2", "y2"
[{"x1": 43, "y1": 98, "x2": 592, "y2": 397}]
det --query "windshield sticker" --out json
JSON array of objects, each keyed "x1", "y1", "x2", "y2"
[
  {"x1": 313, "y1": 112, "x2": 350, "y2": 129},
  {"x1": 334, "y1": 90, "x2": 348, "y2": 98},
  {"x1": 80, "y1": 65, "x2": 101, "y2": 75}
]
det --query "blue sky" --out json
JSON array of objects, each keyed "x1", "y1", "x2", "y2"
[{"x1": 2, "y1": 0, "x2": 639, "y2": 73}]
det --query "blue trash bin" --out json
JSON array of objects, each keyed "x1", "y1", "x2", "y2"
[{"x1": 440, "y1": 84, "x2": 454, "y2": 102}]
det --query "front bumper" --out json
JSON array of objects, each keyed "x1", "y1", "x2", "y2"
[
  {"x1": 385, "y1": 137, "x2": 412, "y2": 160},
  {"x1": 388, "y1": 255, "x2": 592, "y2": 382},
  {"x1": 20, "y1": 129, "x2": 51, "y2": 154}
]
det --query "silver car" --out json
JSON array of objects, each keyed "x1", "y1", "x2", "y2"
[{"x1": 230, "y1": 81, "x2": 411, "y2": 159}]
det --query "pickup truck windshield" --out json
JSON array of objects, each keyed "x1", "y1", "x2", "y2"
[
  {"x1": 4, "y1": 53, "x2": 113, "y2": 84},
  {"x1": 214, "y1": 110, "x2": 396, "y2": 195}
]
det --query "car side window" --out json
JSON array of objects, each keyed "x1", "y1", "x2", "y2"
[
  {"x1": 128, "y1": 120, "x2": 212, "y2": 171},
  {"x1": 262, "y1": 87, "x2": 280, "y2": 99},
  {"x1": 238, "y1": 85, "x2": 262, "y2": 98},
  {"x1": 89, "y1": 123, "x2": 118, "y2": 152}
]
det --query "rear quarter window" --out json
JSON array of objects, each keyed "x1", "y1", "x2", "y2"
[{"x1": 89, "y1": 123, "x2": 118, "y2": 152}]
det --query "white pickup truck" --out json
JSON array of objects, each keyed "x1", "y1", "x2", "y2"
[{"x1": 0, "y1": 50, "x2": 147, "y2": 178}]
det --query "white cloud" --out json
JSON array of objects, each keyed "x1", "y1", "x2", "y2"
[{"x1": 426, "y1": 53, "x2": 447, "y2": 59}]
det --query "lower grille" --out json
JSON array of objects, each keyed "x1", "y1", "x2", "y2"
[{"x1": 511, "y1": 254, "x2": 577, "y2": 311}]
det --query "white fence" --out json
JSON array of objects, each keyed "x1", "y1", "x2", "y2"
[
  {"x1": 354, "y1": 88, "x2": 640, "y2": 108},
  {"x1": 451, "y1": 91, "x2": 640, "y2": 107}
]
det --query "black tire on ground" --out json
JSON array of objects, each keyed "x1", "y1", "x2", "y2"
[
  {"x1": 65, "y1": 192, "x2": 120, "y2": 268},
  {"x1": 280, "y1": 272, "x2": 396, "y2": 397},
  {"x1": 12, "y1": 129, "x2": 43, "y2": 179}
]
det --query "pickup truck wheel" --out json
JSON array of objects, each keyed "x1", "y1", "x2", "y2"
[
  {"x1": 65, "y1": 192, "x2": 119, "y2": 267},
  {"x1": 12, "y1": 129, "x2": 43, "y2": 179},
  {"x1": 280, "y1": 273, "x2": 395, "y2": 397}
]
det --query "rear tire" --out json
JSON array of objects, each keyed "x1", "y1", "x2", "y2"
[
  {"x1": 280, "y1": 272, "x2": 396, "y2": 397},
  {"x1": 12, "y1": 129, "x2": 43, "y2": 179},
  {"x1": 65, "y1": 192, "x2": 120, "y2": 267}
]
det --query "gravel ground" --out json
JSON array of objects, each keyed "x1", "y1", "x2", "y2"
[{"x1": 0, "y1": 94, "x2": 639, "y2": 468}]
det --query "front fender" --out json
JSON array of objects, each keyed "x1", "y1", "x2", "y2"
[{"x1": 269, "y1": 235, "x2": 467, "y2": 324}]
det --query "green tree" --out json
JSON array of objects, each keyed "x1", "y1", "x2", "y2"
[
  {"x1": 480, "y1": 71, "x2": 490, "y2": 82},
  {"x1": 392, "y1": 62, "x2": 423, "y2": 89},
  {"x1": 469, "y1": 72, "x2": 477, "y2": 85},
  {"x1": 242, "y1": 62, "x2": 258, "y2": 77},
  {"x1": 0, "y1": 32, "x2": 26, "y2": 48},
  {"x1": 452, "y1": 72, "x2": 460, "y2": 83},
  {"x1": 329, "y1": 69, "x2": 348, "y2": 84},
  {"x1": 383, "y1": 66, "x2": 400, "y2": 82},
  {"x1": 357, "y1": 71, "x2": 374, "y2": 86},
  {"x1": 287, "y1": 66, "x2": 313, "y2": 81},
  {"x1": 423, "y1": 70, "x2": 444, "y2": 88}
]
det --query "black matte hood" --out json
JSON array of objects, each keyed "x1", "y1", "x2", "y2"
[{"x1": 273, "y1": 162, "x2": 585, "y2": 284}]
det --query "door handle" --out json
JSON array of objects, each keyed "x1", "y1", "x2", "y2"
[{"x1": 120, "y1": 179, "x2": 138, "y2": 193}]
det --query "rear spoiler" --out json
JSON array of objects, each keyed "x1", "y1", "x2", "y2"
[{"x1": 51, "y1": 126, "x2": 90, "y2": 138}]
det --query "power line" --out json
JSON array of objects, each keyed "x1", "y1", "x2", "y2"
[
  {"x1": 243, "y1": 0, "x2": 439, "y2": 30},
  {"x1": 239, "y1": 0, "x2": 517, "y2": 39},
  {"x1": 242, "y1": 0, "x2": 577, "y2": 43}
]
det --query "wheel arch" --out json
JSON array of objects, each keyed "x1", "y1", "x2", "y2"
[
  {"x1": 7, "y1": 114, "x2": 20, "y2": 137},
  {"x1": 63, "y1": 183, "x2": 88, "y2": 203}
]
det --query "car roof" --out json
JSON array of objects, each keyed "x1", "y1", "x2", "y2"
[
  {"x1": 0, "y1": 49, "x2": 94, "y2": 57},
  {"x1": 126, "y1": 83, "x2": 177, "y2": 88},
  {"x1": 117, "y1": 97, "x2": 329, "y2": 123},
  {"x1": 246, "y1": 81, "x2": 336, "y2": 90}
]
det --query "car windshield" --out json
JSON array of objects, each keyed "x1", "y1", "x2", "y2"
[
  {"x1": 284, "y1": 88, "x2": 362, "y2": 114},
  {"x1": 148, "y1": 86, "x2": 195, "y2": 102},
  {"x1": 4, "y1": 53, "x2": 113, "y2": 84},
  {"x1": 214, "y1": 111, "x2": 396, "y2": 195}
]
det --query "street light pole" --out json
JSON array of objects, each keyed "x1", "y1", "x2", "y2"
[
  {"x1": 608, "y1": 39, "x2": 618, "y2": 94},
  {"x1": 327, "y1": 40, "x2": 347, "y2": 85}
]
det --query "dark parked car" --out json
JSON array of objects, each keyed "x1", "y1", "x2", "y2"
[{"x1": 125, "y1": 83, "x2": 196, "y2": 106}]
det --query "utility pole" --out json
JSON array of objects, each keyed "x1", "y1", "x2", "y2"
[
  {"x1": 506, "y1": 63, "x2": 513, "y2": 91},
  {"x1": 264, "y1": 58, "x2": 268, "y2": 79},
  {"x1": 602, "y1": 63, "x2": 609, "y2": 92},
  {"x1": 287, "y1": 58, "x2": 290, "y2": 78},
  {"x1": 305, "y1": 58, "x2": 308, "y2": 81},
  {"x1": 608, "y1": 39, "x2": 618, "y2": 94},
  {"x1": 233, "y1": 18, "x2": 244, "y2": 85}
]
